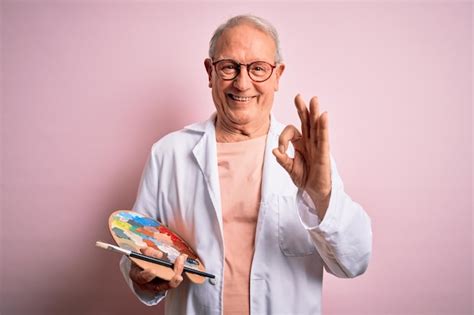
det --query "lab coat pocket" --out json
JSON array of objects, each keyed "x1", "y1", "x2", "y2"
[{"x1": 278, "y1": 195, "x2": 316, "y2": 256}]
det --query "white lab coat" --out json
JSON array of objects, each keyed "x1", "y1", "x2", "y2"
[{"x1": 120, "y1": 114, "x2": 372, "y2": 315}]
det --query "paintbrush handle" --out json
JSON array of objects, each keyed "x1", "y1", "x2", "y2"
[{"x1": 130, "y1": 251, "x2": 215, "y2": 279}]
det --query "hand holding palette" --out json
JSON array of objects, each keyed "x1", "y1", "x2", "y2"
[{"x1": 103, "y1": 210, "x2": 212, "y2": 284}]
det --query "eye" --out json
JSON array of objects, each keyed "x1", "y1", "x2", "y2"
[
  {"x1": 250, "y1": 62, "x2": 271, "y2": 73},
  {"x1": 222, "y1": 64, "x2": 237, "y2": 70}
]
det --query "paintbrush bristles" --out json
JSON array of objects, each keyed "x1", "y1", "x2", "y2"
[
  {"x1": 96, "y1": 241, "x2": 131, "y2": 256},
  {"x1": 95, "y1": 241, "x2": 109, "y2": 249}
]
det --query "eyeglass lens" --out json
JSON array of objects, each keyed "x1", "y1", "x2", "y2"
[{"x1": 215, "y1": 60, "x2": 274, "y2": 82}]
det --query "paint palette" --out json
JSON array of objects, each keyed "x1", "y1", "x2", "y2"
[{"x1": 109, "y1": 210, "x2": 206, "y2": 284}]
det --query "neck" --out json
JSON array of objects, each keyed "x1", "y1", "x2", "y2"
[{"x1": 215, "y1": 116, "x2": 270, "y2": 143}]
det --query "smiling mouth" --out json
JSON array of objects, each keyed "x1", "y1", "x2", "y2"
[{"x1": 227, "y1": 94, "x2": 257, "y2": 102}]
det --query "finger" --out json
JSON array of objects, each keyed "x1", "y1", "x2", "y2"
[
  {"x1": 137, "y1": 269, "x2": 157, "y2": 283},
  {"x1": 151, "y1": 281, "x2": 171, "y2": 292},
  {"x1": 138, "y1": 278, "x2": 171, "y2": 293},
  {"x1": 278, "y1": 125, "x2": 302, "y2": 153},
  {"x1": 309, "y1": 96, "x2": 320, "y2": 144},
  {"x1": 130, "y1": 262, "x2": 156, "y2": 284},
  {"x1": 169, "y1": 274, "x2": 184, "y2": 289},
  {"x1": 141, "y1": 247, "x2": 164, "y2": 259},
  {"x1": 272, "y1": 148, "x2": 294, "y2": 175},
  {"x1": 294, "y1": 94, "x2": 310, "y2": 140},
  {"x1": 317, "y1": 112, "x2": 330, "y2": 158},
  {"x1": 173, "y1": 254, "x2": 187, "y2": 275},
  {"x1": 169, "y1": 254, "x2": 187, "y2": 289}
]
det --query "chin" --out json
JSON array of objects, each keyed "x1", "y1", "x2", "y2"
[{"x1": 229, "y1": 114, "x2": 253, "y2": 126}]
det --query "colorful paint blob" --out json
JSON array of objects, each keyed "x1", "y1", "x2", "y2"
[{"x1": 109, "y1": 210, "x2": 200, "y2": 269}]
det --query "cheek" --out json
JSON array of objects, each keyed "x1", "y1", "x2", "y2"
[
  {"x1": 257, "y1": 82, "x2": 276, "y2": 99},
  {"x1": 214, "y1": 81, "x2": 232, "y2": 98},
  {"x1": 211, "y1": 82, "x2": 229, "y2": 106}
]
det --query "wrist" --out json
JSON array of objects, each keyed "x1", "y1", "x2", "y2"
[{"x1": 306, "y1": 188, "x2": 331, "y2": 219}]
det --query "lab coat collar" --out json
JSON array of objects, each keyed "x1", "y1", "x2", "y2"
[
  {"x1": 184, "y1": 113, "x2": 284, "y2": 136},
  {"x1": 184, "y1": 113, "x2": 217, "y2": 133}
]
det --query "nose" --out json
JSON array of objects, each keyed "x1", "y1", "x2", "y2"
[{"x1": 232, "y1": 66, "x2": 252, "y2": 91}]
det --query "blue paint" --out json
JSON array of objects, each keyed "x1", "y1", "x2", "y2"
[
  {"x1": 112, "y1": 227, "x2": 131, "y2": 240},
  {"x1": 132, "y1": 216, "x2": 160, "y2": 227}
]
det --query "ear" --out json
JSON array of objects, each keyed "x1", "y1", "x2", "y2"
[
  {"x1": 204, "y1": 58, "x2": 213, "y2": 88},
  {"x1": 274, "y1": 63, "x2": 285, "y2": 91}
]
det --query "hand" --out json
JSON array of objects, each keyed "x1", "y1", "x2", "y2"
[
  {"x1": 129, "y1": 247, "x2": 188, "y2": 293},
  {"x1": 272, "y1": 94, "x2": 332, "y2": 218}
]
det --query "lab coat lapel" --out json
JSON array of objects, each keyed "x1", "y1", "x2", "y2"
[
  {"x1": 253, "y1": 115, "x2": 290, "y2": 257},
  {"x1": 261, "y1": 115, "x2": 288, "y2": 200},
  {"x1": 190, "y1": 117, "x2": 224, "y2": 234}
]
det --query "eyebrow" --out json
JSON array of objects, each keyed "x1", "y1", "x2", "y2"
[{"x1": 215, "y1": 58, "x2": 273, "y2": 64}]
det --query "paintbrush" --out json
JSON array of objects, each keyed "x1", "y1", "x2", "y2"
[{"x1": 96, "y1": 241, "x2": 215, "y2": 279}]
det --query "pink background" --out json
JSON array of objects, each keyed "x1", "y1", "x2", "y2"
[{"x1": 1, "y1": 2, "x2": 472, "y2": 315}]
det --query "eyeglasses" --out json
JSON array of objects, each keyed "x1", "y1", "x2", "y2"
[{"x1": 212, "y1": 59, "x2": 276, "y2": 83}]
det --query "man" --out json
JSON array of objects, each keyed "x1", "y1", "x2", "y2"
[{"x1": 120, "y1": 14, "x2": 372, "y2": 314}]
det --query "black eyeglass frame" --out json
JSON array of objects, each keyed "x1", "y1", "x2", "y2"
[{"x1": 211, "y1": 59, "x2": 277, "y2": 83}]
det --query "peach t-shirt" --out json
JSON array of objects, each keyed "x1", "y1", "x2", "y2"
[{"x1": 216, "y1": 135, "x2": 267, "y2": 315}]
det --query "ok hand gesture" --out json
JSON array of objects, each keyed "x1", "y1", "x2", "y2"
[{"x1": 272, "y1": 94, "x2": 332, "y2": 218}]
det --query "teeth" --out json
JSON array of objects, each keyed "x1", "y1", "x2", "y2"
[{"x1": 230, "y1": 94, "x2": 253, "y2": 102}]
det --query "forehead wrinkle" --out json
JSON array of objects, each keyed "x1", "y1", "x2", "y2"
[{"x1": 214, "y1": 25, "x2": 276, "y2": 63}]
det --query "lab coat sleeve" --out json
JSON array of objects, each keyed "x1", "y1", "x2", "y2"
[
  {"x1": 132, "y1": 143, "x2": 161, "y2": 219},
  {"x1": 296, "y1": 155, "x2": 372, "y2": 278},
  {"x1": 118, "y1": 144, "x2": 167, "y2": 305}
]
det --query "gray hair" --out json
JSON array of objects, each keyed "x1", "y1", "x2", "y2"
[{"x1": 209, "y1": 14, "x2": 283, "y2": 64}]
